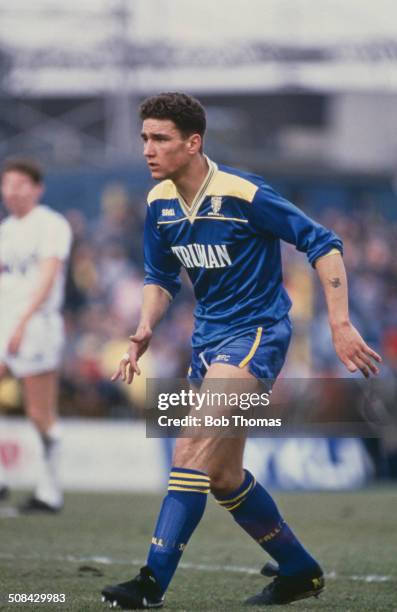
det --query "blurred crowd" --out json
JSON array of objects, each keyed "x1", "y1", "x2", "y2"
[
  {"x1": 60, "y1": 181, "x2": 397, "y2": 416},
  {"x1": 1, "y1": 179, "x2": 396, "y2": 418}
]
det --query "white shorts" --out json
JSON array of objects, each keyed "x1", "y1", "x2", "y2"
[{"x1": 0, "y1": 311, "x2": 65, "y2": 378}]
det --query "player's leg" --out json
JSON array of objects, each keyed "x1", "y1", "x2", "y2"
[
  {"x1": 0, "y1": 362, "x2": 9, "y2": 379},
  {"x1": 101, "y1": 369, "x2": 248, "y2": 609},
  {"x1": 144, "y1": 434, "x2": 246, "y2": 594},
  {"x1": 0, "y1": 362, "x2": 11, "y2": 499},
  {"x1": 205, "y1": 364, "x2": 323, "y2": 605},
  {"x1": 20, "y1": 370, "x2": 63, "y2": 512},
  {"x1": 101, "y1": 435, "x2": 244, "y2": 608},
  {"x1": 102, "y1": 349, "x2": 322, "y2": 606},
  {"x1": 142, "y1": 363, "x2": 258, "y2": 601}
]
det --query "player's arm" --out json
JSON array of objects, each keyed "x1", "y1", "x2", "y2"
[
  {"x1": 249, "y1": 184, "x2": 382, "y2": 376},
  {"x1": 8, "y1": 214, "x2": 71, "y2": 356},
  {"x1": 314, "y1": 251, "x2": 381, "y2": 377},
  {"x1": 7, "y1": 257, "x2": 63, "y2": 355},
  {"x1": 112, "y1": 202, "x2": 181, "y2": 385},
  {"x1": 111, "y1": 284, "x2": 172, "y2": 383}
]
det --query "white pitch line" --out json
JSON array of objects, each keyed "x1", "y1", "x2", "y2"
[{"x1": 0, "y1": 553, "x2": 392, "y2": 583}]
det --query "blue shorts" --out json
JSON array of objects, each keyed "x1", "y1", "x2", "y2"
[{"x1": 188, "y1": 316, "x2": 292, "y2": 385}]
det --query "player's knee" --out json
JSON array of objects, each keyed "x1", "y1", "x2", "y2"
[
  {"x1": 173, "y1": 438, "x2": 211, "y2": 471},
  {"x1": 209, "y1": 468, "x2": 244, "y2": 495}
]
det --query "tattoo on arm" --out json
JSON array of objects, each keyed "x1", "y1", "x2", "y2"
[{"x1": 329, "y1": 277, "x2": 341, "y2": 288}]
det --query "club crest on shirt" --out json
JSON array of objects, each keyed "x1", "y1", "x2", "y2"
[{"x1": 209, "y1": 196, "x2": 222, "y2": 216}]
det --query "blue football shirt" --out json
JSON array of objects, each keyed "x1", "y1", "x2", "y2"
[{"x1": 143, "y1": 158, "x2": 343, "y2": 349}]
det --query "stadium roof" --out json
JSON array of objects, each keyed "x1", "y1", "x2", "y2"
[{"x1": 1, "y1": 0, "x2": 397, "y2": 95}]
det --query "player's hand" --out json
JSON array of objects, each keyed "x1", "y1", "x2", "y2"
[
  {"x1": 111, "y1": 326, "x2": 152, "y2": 384},
  {"x1": 7, "y1": 322, "x2": 26, "y2": 355},
  {"x1": 331, "y1": 321, "x2": 382, "y2": 378}
]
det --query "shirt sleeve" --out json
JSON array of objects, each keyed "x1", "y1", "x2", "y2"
[
  {"x1": 248, "y1": 183, "x2": 343, "y2": 266},
  {"x1": 38, "y1": 214, "x2": 72, "y2": 261},
  {"x1": 143, "y1": 205, "x2": 181, "y2": 299}
]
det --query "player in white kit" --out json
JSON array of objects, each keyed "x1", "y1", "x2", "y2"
[{"x1": 0, "y1": 159, "x2": 72, "y2": 512}]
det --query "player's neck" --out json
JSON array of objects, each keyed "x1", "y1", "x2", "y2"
[
  {"x1": 173, "y1": 155, "x2": 209, "y2": 209},
  {"x1": 14, "y1": 202, "x2": 38, "y2": 219}
]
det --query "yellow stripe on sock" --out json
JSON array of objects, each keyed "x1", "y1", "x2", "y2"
[
  {"x1": 170, "y1": 471, "x2": 210, "y2": 481},
  {"x1": 222, "y1": 486, "x2": 255, "y2": 511},
  {"x1": 168, "y1": 486, "x2": 210, "y2": 494},
  {"x1": 238, "y1": 327, "x2": 263, "y2": 368},
  {"x1": 217, "y1": 479, "x2": 255, "y2": 507},
  {"x1": 168, "y1": 479, "x2": 210, "y2": 487},
  {"x1": 225, "y1": 496, "x2": 251, "y2": 512}
]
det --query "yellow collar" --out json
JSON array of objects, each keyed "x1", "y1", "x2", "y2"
[{"x1": 176, "y1": 156, "x2": 217, "y2": 224}]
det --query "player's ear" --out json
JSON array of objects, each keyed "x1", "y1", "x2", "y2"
[
  {"x1": 36, "y1": 182, "x2": 45, "y2": 200},
  {"x1": 187, "y1": 133, "x2": 202, "y2": 155}
]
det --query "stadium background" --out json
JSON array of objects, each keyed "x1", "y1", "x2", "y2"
[
  {"x1": 1, "y1": 3, "x2": 397, "y2": 610},
  {"x1": 1, "y1": 0, "x2": 397, "y2": 492}
]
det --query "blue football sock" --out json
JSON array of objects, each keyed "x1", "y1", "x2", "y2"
[
  {"x1": 214, "y1": 470, "x2": 320, "y2": 576},
  {"x1": 147, "y1": 467, "x2": 209, "y2": 594}
]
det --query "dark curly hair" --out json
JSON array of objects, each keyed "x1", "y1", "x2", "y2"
[
  {"x1": 139, "y1": 92, "x2": 206, "y2": 138},
  {"x1": 1, "y1": 158, "x2": 43, "y2": 184}
]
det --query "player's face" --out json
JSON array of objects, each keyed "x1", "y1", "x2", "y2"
[
  {"x1": 1, "y1": 171, "x2": 43, "y2": 217},
  {"x1": 141, "y1": 119, "x2": 201, "y2": 180}
]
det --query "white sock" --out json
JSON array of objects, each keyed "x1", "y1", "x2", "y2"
[{"x1": 34, "y1": 422, "x2": 63, "y2": 508}]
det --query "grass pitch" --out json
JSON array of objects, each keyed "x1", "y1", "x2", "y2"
[{"x1": 1, "y1": 488, "x2": 396, "y2": 611}]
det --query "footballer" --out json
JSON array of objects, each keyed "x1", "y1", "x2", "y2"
[
  {"x1": 101, "y1": 93, "x2": 381, "y2": 608},
  {"x1": 0, "y1": 159, "x2": 72, "y2": 513}
]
